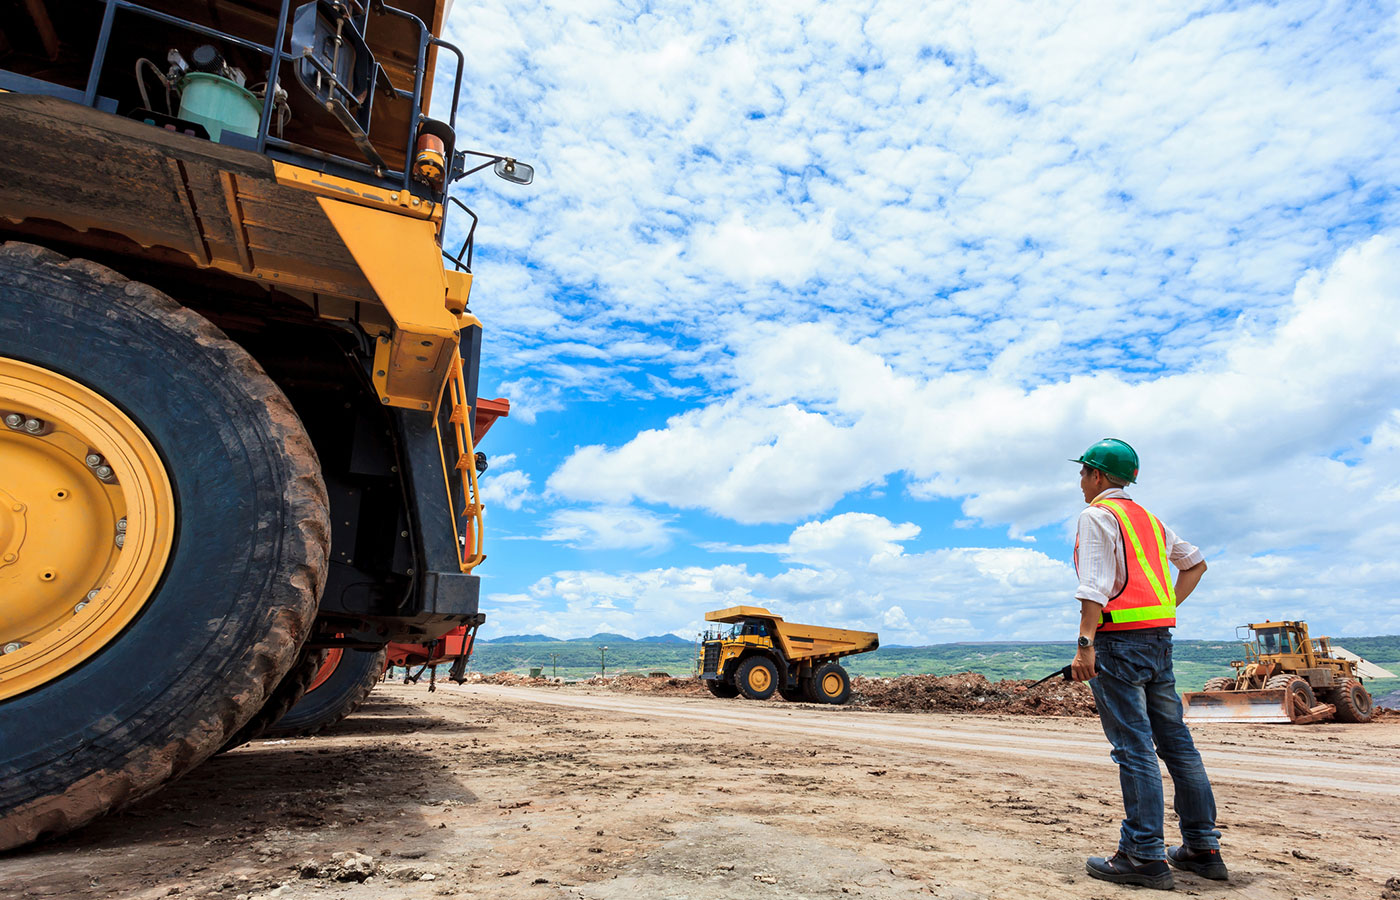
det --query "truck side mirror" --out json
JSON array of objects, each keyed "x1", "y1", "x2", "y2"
[{"x1": 494, "y1": 158, "x2": 533, "y2": 185}]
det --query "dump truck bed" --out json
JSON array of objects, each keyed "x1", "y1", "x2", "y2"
[{"x1": 705, "y1": 605, "x2": 879, "y2": 662}]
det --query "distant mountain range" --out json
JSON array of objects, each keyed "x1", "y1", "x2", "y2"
[{"x1": 483, "y1": 632, "x2": 692, "y2": 645}]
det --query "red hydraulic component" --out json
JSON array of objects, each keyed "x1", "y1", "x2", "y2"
[
  {"x1": 385, "y1": 615, "x2": 484, "y2": 691},
  {"x1": 475, "y1": 397, "x2": 510, "y2": 443}
]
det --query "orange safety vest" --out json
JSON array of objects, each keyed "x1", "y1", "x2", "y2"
[{"x1": 1074, "y1": 497, "x2": 1177, "y2": 631}]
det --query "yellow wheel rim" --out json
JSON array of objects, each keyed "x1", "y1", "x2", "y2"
[
  {"x1": 822, "y1": 672, "x2": 843, "y2": 697},
  {"x1": 0, "y1": 358, "x2": 175, "y2": 700},
  {"x1": 748, "y1": 665, "x2": 771, "y2": 692}
]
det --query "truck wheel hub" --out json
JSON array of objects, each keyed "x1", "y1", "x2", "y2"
[{"x1": 0, "y1": 358, "x2": 175, "y2": 700}]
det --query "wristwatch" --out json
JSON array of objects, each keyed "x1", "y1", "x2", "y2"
[{"x1": 1077, "y1": 635, "x2": 1093, "y2": 649}]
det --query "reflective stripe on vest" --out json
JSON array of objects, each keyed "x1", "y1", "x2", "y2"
[{"x1": 1080, "y1": 497, "x2": 1177, "y2": 631}]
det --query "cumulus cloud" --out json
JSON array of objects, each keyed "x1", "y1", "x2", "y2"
[
  {"x1": 479, "y1": 454, "x2": 535, "y2": 511},
  {"x1": 484, "y1": 512, "x2": 1075, "y2": 643},
  {"x1": 705, "y1": 511, "x2": 920, "y2": 568},
  {"x1": 550, "y1": 236, "x2": 1400, "y2": 555},
  {"x1": 445, "y1": 1, "x2": 1400, "y2": 642},
  {"x1": 449, "y1": 1, "x2": 1399, "y2": 387},
  {"x1": 484, "y1": 511, "x2": 1400, "y2": 643},
  {"x1": 538, "y1": 505, "x2": 677, "y2": 553}
]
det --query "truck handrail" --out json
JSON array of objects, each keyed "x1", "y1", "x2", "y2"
[{"x1": 35, "y1": 0, "x2": 461, "y2": 196}]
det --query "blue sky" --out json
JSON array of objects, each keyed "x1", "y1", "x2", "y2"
[{"x1": 435, "y1": 0, "x2": 1400, "y2": 643}]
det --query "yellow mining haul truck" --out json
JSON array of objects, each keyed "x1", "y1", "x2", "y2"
[
  {"x1": 0, "y1": 0, "x2": 528, "y2": 849},
  {"x1": 1182, "y1": 621, "x2": 1393, "y2": 725},
  {"x1": 699, "y1": 606, "x2": 879, "y2": 704}
]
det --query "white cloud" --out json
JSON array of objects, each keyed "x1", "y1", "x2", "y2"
[
  {"x1": 482, "y1": 512, "x2": 1076, "y2": 644},
  {"x1": 484, "y1": 511, "x2": 1400, "y2": 644},
  {"x1": 479, "y1": 454, "x2": 535, "y2": 511},
  {"x1": 705, "y1": 512, "x2": 919, "y2": 569},
  {"x1": 549, "y1": 236, "x2": 1400, "y2": 554},
  {"x1": 538, "y1": 505, "x2": 677, "y2": 553},
  {"x1": 448, "y1": 1, "x2": 1399, "y2": 389},
  {"x1": 444, "y1": 1, "x2": 1400, "y2": 641}
]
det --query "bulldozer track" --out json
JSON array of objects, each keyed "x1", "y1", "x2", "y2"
[{"x1": 455, "y1": 684, "x2": 1400, "y2": 797}]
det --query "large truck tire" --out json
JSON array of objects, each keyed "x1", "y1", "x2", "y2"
[
  {"x1": 735, "y1": 656, "x2": 778, "y2": 700},
  {"x1": 0, "y1": 243, "x2": 329, "y2": 850},
  {"x1": 1328, "y1": 679, "x2": 1373, "y2": 724},
  {"x1": 804, "y1": 661, "x2": 852, "y2": 704},
  {"x1": 264, "y1": 647, "x2": 387, "y2": 738},
  {"x1": 1201, "y1": 677, "x2": 1234, "y2": 692},
  {"x1": 219, "y1": 646, "x2": 329, "y2": 750},
  {"x1": 705, "y1": 680, "x2": 740, "y2": 699}
]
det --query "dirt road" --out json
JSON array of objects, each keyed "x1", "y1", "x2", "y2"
[{"x1": 4, "y1": 682, "x2": 1397, "y2": 900}]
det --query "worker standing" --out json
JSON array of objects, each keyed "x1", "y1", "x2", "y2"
[{"x1": 1068, "y1": 438, "x2": 1227, "y2": 890}]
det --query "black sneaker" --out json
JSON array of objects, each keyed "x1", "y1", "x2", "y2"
[
  {"x1": 1086, "y1": 852, "x2": 1175, "y2": 890},
  {"x1": 1168, "y1": 845, "x2": 1229, "y2": 880}
]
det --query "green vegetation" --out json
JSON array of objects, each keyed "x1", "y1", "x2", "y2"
[{"x1": 450, "y1": 634, "x2": 1400, "y2": 695}]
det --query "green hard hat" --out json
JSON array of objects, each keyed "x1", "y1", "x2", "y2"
[{"x1": 1071, "y1": 438, "x2": 1139, "y2": 483}]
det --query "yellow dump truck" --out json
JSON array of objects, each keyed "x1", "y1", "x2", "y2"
[
  {"x1": 0, "y1": 0, "x2": 526, "y2": 849},
  {"x1": 1182, "y1": 621, "x2": 1393, "y2": 724},
  {"x1": 698, "y1": 606, "x2": 879, "y2": 704}
]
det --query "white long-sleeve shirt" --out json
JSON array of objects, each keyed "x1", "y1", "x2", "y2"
[{"x1": 1074, "y1": 488, "x2": 1204, "y2": 609}]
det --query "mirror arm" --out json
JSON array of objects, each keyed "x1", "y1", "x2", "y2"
[{"x1": 453, "y1": 158, "x2": 498, "y2": 181}]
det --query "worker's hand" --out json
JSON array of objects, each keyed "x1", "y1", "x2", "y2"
[{"x1": 1071, "y1": 647, "x2": 1096, "y2": 682}]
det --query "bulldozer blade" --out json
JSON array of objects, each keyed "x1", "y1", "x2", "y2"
[{"x1": 1183, "y1": 689, "x2": 1338, "y2": 725}]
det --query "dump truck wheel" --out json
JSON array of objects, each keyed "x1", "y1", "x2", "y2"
[
  {"x1": 808, "y1": 662, "x2": 852, "y2": 704},
  {"x1": 705, "y1": 680, "x2": 740, "y2": 699},
  {"x1": 1330, "y1": 679, "x2": 1373, "y2": 724},
  {"x1": 264, "y1": 647, "x2": 388, "y2": 737},
  {"x1": 1202, "y1": 677, "x2": 1234, "y2": 692},
  {"x1": 0, "y1": 243, "x2": 328, "y2": 850},
  {"x1": 219, "y1": 646, "x2": 329, "y2": 750},
  {"x1": 735, "y1": 656, "x2": 778, "y2": 700}
]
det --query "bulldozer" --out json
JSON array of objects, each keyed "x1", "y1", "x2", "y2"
[
  {"x1": 0, "y1": 0, "x2": 526, "y2": 849},
  {"x1": 698, "y1": 606, "x2": 879, "y2": 704},
  {"x1": 1182, "y1": 621, "x2": 1393, "y2": 724}
]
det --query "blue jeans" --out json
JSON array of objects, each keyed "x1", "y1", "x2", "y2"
[{"x1": 1089, "y1": 628, "x2": 1221, "y2": 860}]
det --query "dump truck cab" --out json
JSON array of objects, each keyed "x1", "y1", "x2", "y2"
[{"x1": 698, "y1": 606, "x2": 878, "y2": 705}]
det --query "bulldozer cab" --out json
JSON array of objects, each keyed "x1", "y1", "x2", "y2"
[{"x1": 1240, "y1": 621, "x2": 1315, "y2": 668}]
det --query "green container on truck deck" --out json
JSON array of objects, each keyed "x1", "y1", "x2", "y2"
[{"x1": 177, "y1": 73, "x2": 260, "y2": 143}]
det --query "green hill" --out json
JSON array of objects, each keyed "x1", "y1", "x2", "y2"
[{"x1": 446, "y1": 634, "x2": 1400, "y2": 696}]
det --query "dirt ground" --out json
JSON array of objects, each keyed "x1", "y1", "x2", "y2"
[{"x1": 4, "y1": 680, "x2": 1398, "y2": 900}]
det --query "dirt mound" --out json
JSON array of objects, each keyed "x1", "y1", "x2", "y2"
[
  {"x1": 604, "y1": 674, "x2": 706, "y2": 696},
  {"x1": 469, "y1": 672, "x2": 559, "y2": 687},
  {"x1": 852, "y1": 672, "x2": 1098, "y2": 717}
]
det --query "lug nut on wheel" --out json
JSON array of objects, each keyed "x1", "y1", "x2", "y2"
[
  {"x1": 23, "y1": 418, "x2": 43, "y2": 433},
  {"x1": 2, "y1": 642, "x2": 23, "y2": 654},
  {"x1": 95, "y1": 465, "x2": 113, "y2": 479},
  {"x1": 3, "y1": 413, "x2": 21, "y2": 428},
  {"x1": 85, "y1": 454, "x2": 103, "y2": 467}
]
